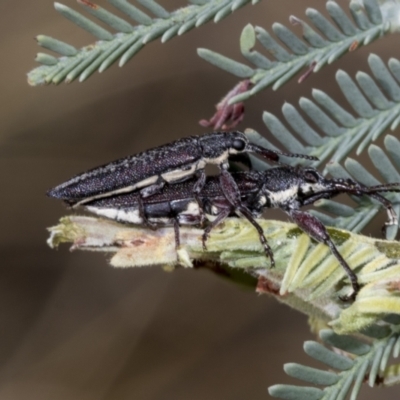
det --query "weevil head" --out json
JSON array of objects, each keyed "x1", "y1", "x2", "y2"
[
  {"x1": 259, "y1": 166, "x2": 338, "y2": 208},
  {"x1": 227, "y1": 131, "x2": 249, "y2": 154},
  {"x1": 200, "y1": 131, "x2": 249, "y2": 161},
  {"x1": 298, "y1": 168, "x2": 330, "y2": 197},
  {"x1": 296, "y1": 168, "x2": 364, "y2": 205}
]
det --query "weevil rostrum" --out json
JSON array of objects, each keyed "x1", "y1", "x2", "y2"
[
  {"x1": 47, "y1": 131, "x2": 317, "y2": 209},
  {"x1": 49, "y1": 164, "x2": 400, "y2": 301}
]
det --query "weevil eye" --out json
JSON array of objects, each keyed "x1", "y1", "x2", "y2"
[
  {"x1": 303, "y1": 169, "x2": 320, "y2": 183},
  {"x1": 232, "y1": 139, "x2": 246, "y2": 151}
]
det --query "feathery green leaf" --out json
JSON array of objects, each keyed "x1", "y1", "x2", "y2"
[
  {"x1": 250, "y1": 55, "x2": 400, "y2": 177},
  {"x1": 198, "y1": 0, "x2": 395, "y2": 103},
  {"x1": 28, "y1": 0, "x2": 259, "y2": 85},
  {"x1": 310, "y1": 136, "x2": 400, "y2": 240},
  {"x1": 270, "y1": 326, "x2": 400, "y2": 400}
]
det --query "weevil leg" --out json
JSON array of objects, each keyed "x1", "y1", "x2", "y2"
[
  {"x1": 140, "y1": 180, "x2": 166, "y2": 198},
  {"x1": 288, "y1": 209, "x2": 359, "y2": 301},
  {"x1": 193, "y1": 170, "x2": 206, "y2": 195},
  {"x1": 173, "y1": 218, "x2": 180, "y2": 249},
  {"x1": 193, "y1": 170, "x2": 207, "y2": 226},
  {"x1": 219, "y1": 166, "x2": 275, "y2": 266},
  {"x1": 236, "y1": 206, "x2": 275, "y2": 268},
  {"x1": 219, "y1": 163, "x2": 243, "y2": 207},
  {"x1": 368, "y1": 193, "x2": 398, "y2": 237},
  {"x1": 137, "y1": 196, "x2": 157, "y2": 230},
  {"x1": 202, "y1": 209, "x2": 231, "y2": 251}
]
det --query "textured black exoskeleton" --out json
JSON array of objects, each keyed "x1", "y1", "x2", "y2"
[
  {"x1": 47, "y1": 131, "x2": 317, "y2": 209},
  {"x1": 55, "y1": 165, "x2": 400, "y2": 301}
]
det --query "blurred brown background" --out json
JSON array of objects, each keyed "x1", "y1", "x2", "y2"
[{"x1": 1, "y1": 0, "x2": 399, "y2": 399}]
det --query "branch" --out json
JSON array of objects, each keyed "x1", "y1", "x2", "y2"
[{"x1": 48, "y1": 215, "x2": 400, "y2": 334}]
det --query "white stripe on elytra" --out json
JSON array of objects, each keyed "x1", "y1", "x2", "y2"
[
  {"x1": 73, "y1": 160, "x2": 208, "y2": 208},
  {"x1": 86, "y1": 207, "x2": 143, "y2": 224}
]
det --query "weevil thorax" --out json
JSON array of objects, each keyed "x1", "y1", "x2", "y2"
[
  {"x1": 259, "y1": 167, "x2": 301, "y2": 209},
  {"x1": 199, "y1": 131, "x2": 249, "y2": 164}
]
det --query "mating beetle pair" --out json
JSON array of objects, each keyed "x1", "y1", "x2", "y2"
[{"x1": 48, "y1": 131, "x2": 400, "y2": 301}]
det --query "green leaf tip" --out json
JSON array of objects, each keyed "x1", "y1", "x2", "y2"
[
  {"x1": 240, "y1": 23, "x2": 256, "y2": 52},
  {"x1": 375, "y1": 241, "x2": 400, "y2": 259},
  {"x1": 268, "y1": 384, "x2": 323, "y2": 400},
  {"x1": 197, "y1": 48, "x2": 254, "y2": 78}
]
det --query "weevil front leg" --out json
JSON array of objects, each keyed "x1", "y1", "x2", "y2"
[
  {"x1": 218, "y1": 162, "x2": 243, "y2": 207},
  {"x1": 288, "y1": 209, "x2": 359, "y2": 301},
  {"x1": 368, "y1": 192, "x2": 398, "y2": 237}
]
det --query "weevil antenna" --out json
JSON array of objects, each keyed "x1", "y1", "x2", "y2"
[
  {"x1": 326, "y1": 180, "x2": 400, "y2": 232},
  {"x1": 366, "y1": 182, "x2": 400, "y2": 193},
  {"x1": 246, "y1": 143, "x2": 319, "y2": 162}
]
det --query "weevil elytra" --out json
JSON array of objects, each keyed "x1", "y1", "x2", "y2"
[
  {"x1": 47, "y1": 131, "x2": 317, "y2": 209},
  {"x1": 50, "y1": 165, "x2": 400, "y2": 301}
]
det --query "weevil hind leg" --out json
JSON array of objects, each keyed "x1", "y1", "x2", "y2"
[{"x1": 288, "y1": 209, "x2": 360, "y2": 301}]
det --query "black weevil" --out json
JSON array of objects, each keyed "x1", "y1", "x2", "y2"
[{"x1": 47, "y1": 131, "x2": 317, "y2": 209}]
